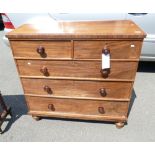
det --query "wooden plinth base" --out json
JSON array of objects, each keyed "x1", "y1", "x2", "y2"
[{"x1": 31, "y1": 114, "x2": 126, "y2": 129}]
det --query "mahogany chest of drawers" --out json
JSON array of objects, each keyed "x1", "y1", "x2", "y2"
[{"x1": 6, "y1": 20, "x2": 146, "y2": 128}]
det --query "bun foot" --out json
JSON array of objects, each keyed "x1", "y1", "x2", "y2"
[
  {"x1": 32, "y1": 116, "x2": 41, "y2": 121},
  {"x1": 115, "y1": 122, "x2": 125, "y2": 129}
]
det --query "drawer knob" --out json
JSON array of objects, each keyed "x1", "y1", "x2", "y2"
[
  {"x1": 98, "y1": 107, "x2": 105, "y2": 114},
  {"x1": 40, "y1": 66, "x2": 49, "y2": 76},
  {"x1": 37, "y1": 46, "x2": 46, "y2": 57},
  {"x1": 44, "y1": 85, "x2": 52, "y2": 94},
  {"x1": 48, "y1": 104, "x2": 55, "y2": 111},
  {"x1": 102, "y1": 45, "x2": 110, "y2": 55},
  {"x1": 100, "y1": 69, "x2": 110, "y2": 78},
  {"x1": 100, "y1": 88, "x2": 107, "y2": 97}
]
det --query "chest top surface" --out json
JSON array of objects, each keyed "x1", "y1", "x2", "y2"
[{"x1": 6, "y1": 20, "x2": 146, "y2": 40}]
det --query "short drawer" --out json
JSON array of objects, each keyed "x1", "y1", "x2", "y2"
[
  {"x1": 22, "y1": 78, "x2": 132, "y2": 100},
  {"x1": 74, "y1": 41, "x2": 142, "y2": 59},
  {"x1": 16, "y1": 60, "x2": 138, "y2": 80},
  {"x1": 10, "y1": 41, "x2": 72, "y2": 58},
  {"x1": 26, "y1": 96, "x2": 128, "y2": 117}
]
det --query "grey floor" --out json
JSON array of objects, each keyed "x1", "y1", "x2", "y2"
[{"x1": 0, "y1": 31, "x2": 155, "y2": 142}]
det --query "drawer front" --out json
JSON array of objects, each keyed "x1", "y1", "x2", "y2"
[
  {"x1": 74, "y1": 41, "x2": 142, "y2": 59},
  {"x1": 16, "y1": 60, "x2": 138, "y2": 80},
  {"x1": 26, "y1": 96, "x2": 128, "y2": 116},
  {"x1": 11, "y1": 41, "x2": 72, "y2": 58},
  {"x1": 22, "y1": 78, "x2": 132, "y2": 100}
]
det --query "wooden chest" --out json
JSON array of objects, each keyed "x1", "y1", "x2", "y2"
[{"x1": 6, "y1": 20, "x2": 146, "y2": 128}]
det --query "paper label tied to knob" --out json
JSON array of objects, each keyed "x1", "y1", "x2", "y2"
[{"x1": 102, "y1": 53, "x2": 110, "y2": 69}]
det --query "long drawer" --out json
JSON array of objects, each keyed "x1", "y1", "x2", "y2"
[
  {"x1": 10, "y1": 41, "x2": 72, "y2": 59},
  {"x1": 26, "y1": 96, "x2": 128, "y2": 117},
  {"x1": 22, "y1": 78, "x2": 132, "y2": 100},
  {"x1": 16, "y1": 60, "x2": 138, "y2": 80},
  {"x1": 74, "y1": 40, "x2": 142, "y2": 59}
]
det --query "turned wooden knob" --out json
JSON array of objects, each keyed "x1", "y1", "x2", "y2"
[
  {"x1": 40, "y1": 66, "x2": 49, "y2": 76},
  {"x1": 48, "y1": 104, "x2": 55, "y2": 111},
  {"x1": 43, "y1": 85, "x2": 52, "y2": 94},
  {"x1": 37, "y1": 46, "x2": 46, "y2": 57},
  {"x1": 102, "y1": 45, "x2": 110, "y2": 55},
  {"x1": 100, "y1": 69, "x2": 110, "y2": 78},
  {"x1": 100, "y1": 88, "x2": 107, "y2": 97},
  {"x1": 98, "y1": 107, "x2": 105, "y2": 114}
]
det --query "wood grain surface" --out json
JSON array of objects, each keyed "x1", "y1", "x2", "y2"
[
  {"x1": 10, "y1": 40, "x2": 72, "y2": 58},
  {"x1": 16, "y1": 60, "x2": 138, "y2": 80},
  {"x1": 74, "y1": 40, "x2": 142, "y2": 59},
  {"x1": 21, "y1": 78, "x2": 132, "y2": 100},
  {"x1": 26, "y1": 96, "x2": 128, "y2": 118},
  {"x1": 6, "y1": 20, "x2": 146, "y2": 39}
]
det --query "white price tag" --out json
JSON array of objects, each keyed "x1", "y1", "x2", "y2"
[{"x1": 102, "y1": 53, "x2": 110, "y2": 69}]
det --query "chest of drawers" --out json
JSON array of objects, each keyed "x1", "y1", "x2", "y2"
[{"x1": 6, "y1": 20, "x2": 146, "y2": 128}]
